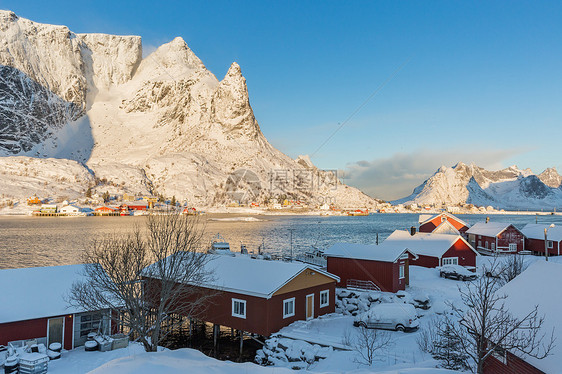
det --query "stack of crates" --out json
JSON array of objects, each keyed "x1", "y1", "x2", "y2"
[{"x1": 18, "y1": 353, "x2": 49, "y2": 374}]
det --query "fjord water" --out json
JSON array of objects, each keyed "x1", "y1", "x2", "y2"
[{"x1": 1, "y1": 214, "x2": 562, "y2": 269}]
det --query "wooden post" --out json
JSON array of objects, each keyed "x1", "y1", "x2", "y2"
[
  {"x1": 239, "y1": 330, "x2": 244, "y2": 359},
  {"x1": 213, "y1": 324, "x2": 219, "y2": 351},
  {"x1": 231, "y1": 327, "x2": 234, "y2": 338}
]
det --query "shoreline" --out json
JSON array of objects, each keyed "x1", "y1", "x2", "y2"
[{"x1": 0, "y1": 205, "x2": 560, "y2": 218}]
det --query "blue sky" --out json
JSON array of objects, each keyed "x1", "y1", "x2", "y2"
[{"x1": 4, "y1": 1, "x2": 561, "y2": 199}]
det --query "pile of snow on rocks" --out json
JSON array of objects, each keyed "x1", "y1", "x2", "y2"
[
  {"x1": 335, "y1": 288, "x2": 431, "y2": 316},
  {"x1": 255, "y1": 337, "x2": 333, "y2": 369}
]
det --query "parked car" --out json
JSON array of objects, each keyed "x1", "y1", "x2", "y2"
[
  {"x1": 353, "y1": 303, "x2": 419, "y2": 332},
  {"x1": 439, "y1": 264, "x2": 477, "y2": 281}
]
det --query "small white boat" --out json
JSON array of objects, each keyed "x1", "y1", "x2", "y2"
[
  {"x1": 208, "y1": 234, "x2": 235, "y2": 256},
  {"x1": 295, "y1": 246, "x2": 327, "y2": 267}
]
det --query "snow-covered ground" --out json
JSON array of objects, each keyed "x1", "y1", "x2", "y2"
[
  {"x1": 43, "y1": 343, "x2": 456, "y2": 374},
  {"x1": 13, "y1": 255, "x2": 559, "y2": 373}
]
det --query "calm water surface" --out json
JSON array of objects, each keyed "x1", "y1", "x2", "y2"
[{"x1": 1, "y1": 213, "x2": 561, "y2": 269}]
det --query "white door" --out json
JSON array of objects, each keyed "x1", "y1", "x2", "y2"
[{"x1": 47, "y1": 317, "x2": 65, "y2": 347}]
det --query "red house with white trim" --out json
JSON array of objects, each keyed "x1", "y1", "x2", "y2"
[
  {"x1": 483, "y1": 261, "x2": 561, "y2": 374},
  {"x1": 385, "y1": 230, "x2": 478, "y2": 269},
  {"x1": 466, "y1": 222, "x2": 525, "y2": 254},
  {"x1": 418, "y1": 213, "x2": 469, "y2": 235},
  {"x1": 143, "y1": 254, "x2": 339, "y2": 337},
  {"x1": 521, "y1": 223, "x2": 562, "y2": 257},
  {"x1": 324, "y1": 242, "x2": 418, "y2": 293},
  {"x1": 0, "y1": 265, "x2": 114, "y2": 351}
]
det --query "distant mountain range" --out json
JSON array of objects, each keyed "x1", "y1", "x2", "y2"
[
  {"x1": 394, "y1": 162, "x2": 562, "y2": 210},
  {"x1": 0, "y1": 10, "x2": 377, "y2": 208}
]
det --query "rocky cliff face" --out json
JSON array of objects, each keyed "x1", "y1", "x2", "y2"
[
  {"x1": 394, "y1": 162, "x2": 562, "y2": 210},
  {"x1": 0, "y1": 11, "x2": 377, "y2": 208},
  {"x1": 538, "y1": 167, "x2": 562, "y2": 189}
]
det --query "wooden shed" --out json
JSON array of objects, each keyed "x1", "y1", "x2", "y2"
[
  {"x1": 142, "y1": 254, "x2": 339, "y2": 337},
  {"x1": 418, "y1": 213, "x2": 469, "y2": 235},
  {"x1": 0, "y1": 265, "x2": 114, "y2": 351},
  {"x1": 323, "y1": 242, "x2": 418, "y2": 293},
  {"x1": 466, "y1": 222, "x2": 526, "y2": 254},
  {"x1": 385, "y1": 230, "x2": 478, "y2": 269},
  {"x1": 521, "y1": 223, "x2": 561, "y2": 257}
]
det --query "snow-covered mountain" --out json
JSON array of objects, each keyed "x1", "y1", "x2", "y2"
[
  {"x1": 0, "y1": 10, "x2": 377, "y2": 208},
  {"x1": 538, "y1": 167, "x2": 562, "y2": 188},
  {"x1": 394, "y1": 162, "x2": 562, "y2": 210}
]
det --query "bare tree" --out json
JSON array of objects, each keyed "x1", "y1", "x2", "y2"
[
  {"x1": 445, "y1": 262, "x2": 555, "y2": 373},
  {"x1": 497, "y1": 254, "x2": 528, "y2": 286},
  {"x1": 68, "y1": 214, "x2": 215, "y2": 352},
  {"x1": 352, "y1": 326, "x2": 393, "y2": 366}
]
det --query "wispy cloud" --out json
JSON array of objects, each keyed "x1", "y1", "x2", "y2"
[{"x1": 344, "y1": 148, "x2": 528, "y2": 201}]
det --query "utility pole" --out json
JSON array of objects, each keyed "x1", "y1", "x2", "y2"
[
  {"x1": 544, "y1": 228, "x2": 549, "y2": 262},
  {"x1": 544, "y1": 224, "x2": 555, "y2": 261}
]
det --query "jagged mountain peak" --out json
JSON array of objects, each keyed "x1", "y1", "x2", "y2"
[
  {"x1": 0, "y1": 11, "x2": 379, "y2": 209},
  {"x1": 225, "y1": 61, "x2": 242, "y2": 77},
  {"x1": 0, "y1": 10, "x2": 18, "y2": 23},
  {"x1": 147, "y1": 36, "x2": 206, "y2": 72},
  {"x1": 394, "y1": 162, "x2": 562, "y2": 210},
  {"x1": 539, "y1": 167, "x2": 562, "y2": 188}
]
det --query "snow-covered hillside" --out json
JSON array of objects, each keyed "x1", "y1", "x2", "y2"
[
  {"x1": 0, "y1": 10, "x2": 377, "y2": 208},
  {"x1": 394, "y1": 162, "x2": 562, "y2": 210}
]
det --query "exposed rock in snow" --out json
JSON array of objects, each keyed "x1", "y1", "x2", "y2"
[
  {"x1": 538, "y1": 167, "x2": 562, "y2": 188},
  {"x1": 0, "y1": 11, "x2": 379, "y2": 208},
  {"x1": 395, "y1": 162, "x2": 562, "y2": 210}
]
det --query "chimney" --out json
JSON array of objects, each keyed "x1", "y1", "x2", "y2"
[
  {"x1": 410, "y1": 226, "x2": 417, "y2": 236},
  {"x1": 486, "y1": 216, "x2": 490, "y2": 224}
]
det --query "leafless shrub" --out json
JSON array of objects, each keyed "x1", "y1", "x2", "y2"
[
  {"x1": 497, "y1": 254, "x2": 528, "y2": 286},
  {"x1": 352, "y1": 326, "x2": 394, "y2": 366}
]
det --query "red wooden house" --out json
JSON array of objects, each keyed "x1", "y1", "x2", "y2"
[
  {"x1": 142, "y1": 255, "x2": 339, "y2": 337},
  {"x1": 418, "y1": 212, "x2": 469, "y2": 235},
  {"x1": 323, "y1": 242, "x2": 418, "y2": 293},
  {"x1": 124, "y1": 203, "x2": 148, "y2": 211},
  {"x1": 521, "y1": 223, "x2": 561, "y2": 257},
  {"x1": 466, "y1": 222, "x2": 526, "y2": 254},
  {"x1": 484, "y1": 261, "x2": 561, "y2": 374},
  {"x1": 94, "y1": 206, "x2": 118, "y2": 216},
  {"x1": 0, "y1": 265, "x2": 114, "y2": 351},
  {"x1": 385, "y1": 230, "x2": 478, "y2": 269}
]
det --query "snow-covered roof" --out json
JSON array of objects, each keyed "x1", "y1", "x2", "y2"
[
  {"x1": 419, "y1": 212, "x2": 468, "y2": 227},
  {"x1": 385, "y1": 230, "x2": 477, "y2": 258},
  {"x1": 496, "y1": 261, "x2": 562, "y2": 373},
  {"x1": 0, "y1": 264, "x2": 90, "y2": 324},
  {"x1": 432, "y1": 220, "x2": 461, "y2": 235},
  {"x1": 465, "y1": 222, "x2": 516, "y2": 237},
  {"x1": 144, "y1": 254, "x2": 339, "y2": 299},
  {"x1": 521, "y1": 224, "x2": 562, "y2": 242},
  {"x1": 324, "y1": 242, "x2": 417, "y2": 263}
]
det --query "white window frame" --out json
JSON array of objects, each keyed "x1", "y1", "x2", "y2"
[
  {"x1": 508, "y1": 243, "x2": 517, "y2": 252},
  {"x1": 478, "y1": 240, "x2": 482, "y2": 248},
  {"x1": 399, "y1": 264, "x2": 405, "y2": 279},
  {"x1": 442, "y1": 257, "x2": 458, "y2": 266},
  {"x1": 283, "y1": 297, "x2": 295, "y2": 318},
  {"x1": 491, "y1": 242, "x2": 495, "y2": 251},
  {"x1": 232, "y1": 298, "x2": 246, "y2": 319},
  {"x1": 485, "y1": 241, "x2": 489, "y2": 249},
  {"x1": 319, "y1": 290, "x2": 329, "y2": 308},
  {"x1": 547, "y1": 240, "x2": 554, "y2": 249}
]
